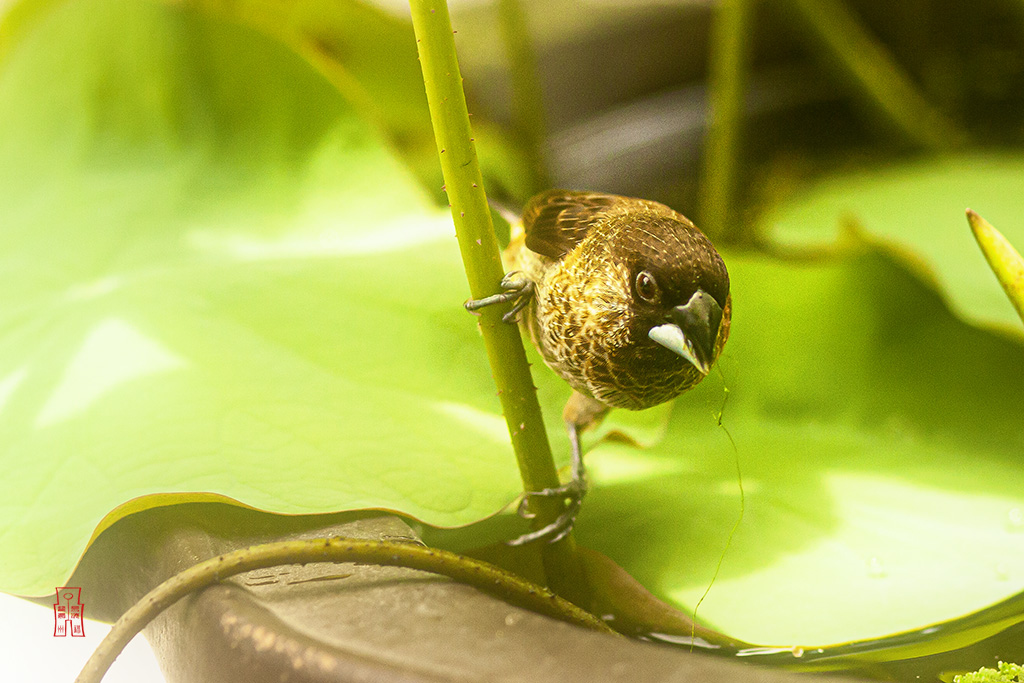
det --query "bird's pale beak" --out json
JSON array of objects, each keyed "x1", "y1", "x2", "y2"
[{"x1": 647, "y1": 289, "x2": 723, "y2": 375}]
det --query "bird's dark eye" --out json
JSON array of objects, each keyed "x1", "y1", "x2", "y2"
[{"x1": 634, "y1": 270, "x2": 660, "y2": 303}]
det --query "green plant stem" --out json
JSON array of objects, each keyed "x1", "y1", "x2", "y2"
[
  {"x1": 781, "y1": 0, "x2": 965, "y2": 149},
  {"x1": 407, "y1": 0, "x2": 589, "y2": 604},
  {"x1": 75, "y1": 538, "x2": 613, "y2": 683},
  {"x1": 699, "y1": 0, "x2": 754, "y2": 244},
  {"x1": 497, "y1": 0, "x2": 551, "y2": 192}
]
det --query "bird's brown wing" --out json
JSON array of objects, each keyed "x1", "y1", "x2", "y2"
[{"x1": 521, "y1": 190, "x2": 620, "y2": 260}]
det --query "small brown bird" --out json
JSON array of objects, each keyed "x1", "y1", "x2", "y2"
[{"x1": 467, "y1": 190, "x2": 731, "y2": 543}]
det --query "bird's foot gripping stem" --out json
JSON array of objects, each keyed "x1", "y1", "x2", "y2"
[
  {"x1": 506, "y1": 421, "x2": 587, "y2": 546},
  {"x1": 464, "y1": 272, "x2": 534, "y2": 324}
]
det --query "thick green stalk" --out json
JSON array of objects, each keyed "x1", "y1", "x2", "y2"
[
  {"x1": 782, "y1": 0, "x2": 965, "y2": 149},
  {"x1": 699, "y1": 0, "x2": 754, "y2": 244},
  {"x1": 408, "y1": 0, "x2": 587, "y2": 603},
  {"x1": 76, "y1": 539, "x2": 612, "y2": 683},
  {"x1": 497, "y1": 0, "x2": 551, "y2": 192}
]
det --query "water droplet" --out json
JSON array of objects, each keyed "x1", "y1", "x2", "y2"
[
  {"x1": 1007, "y1": 507, "x2": 1024, "y2": 532},
  {"x1": 791, "y1": 646, "x2": 804, "y2": 658},
  {"x1": 867, "y1": 556, "x2": 887, "y2": 579}
]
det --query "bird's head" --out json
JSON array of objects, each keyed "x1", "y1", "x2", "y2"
[{"x1": 614, "y1": 214, "x2": 730, "y2": 376}]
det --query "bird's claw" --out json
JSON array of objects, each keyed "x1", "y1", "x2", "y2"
[
  {"x1": 506, "y1": 495, "x2": 583, "y2": 546},
  {"x1": 507, "y1": 461, "x2": 587, "y2": 546},
  {"x1": 464, "y1": 272, "x2": 534, "y2": 324},
  {"x1": 517, "y1": 478, "x2": 586, "y2": 508}
]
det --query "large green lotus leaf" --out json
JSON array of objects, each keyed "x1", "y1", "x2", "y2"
[
  {"x1": 765, "y1": 154, "x2": 1024, "y2": 337},
  {"x1": 0, "y1": 0, "x2": 545, "y2": 597},
  {"x1": 176, "y1": 0, "x2": 538, "y2": 206},
  {"x1": 576, "y1": 250, "x2": 1024, "y2": 645},
  {"x1": 178, "y1": 0, "x2": 431, "y2": 145}
]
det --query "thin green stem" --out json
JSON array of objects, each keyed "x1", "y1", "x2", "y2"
[
  {"x1": 407, "y1": 0, "x2": 588, "y2": 604},
  {"x1": 75, "y1": 538, "x2": 613, "y2": 683},
  {"x1": 781, "y1": 0, "x2": 965, "y2": 149},
  {"x1": 497, "y1": 0, "x2": 551, "y2": 192},
  {"x1": 699, "y1": 0, "x2": 754, "y2": 244}
]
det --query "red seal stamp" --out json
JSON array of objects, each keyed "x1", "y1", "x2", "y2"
[{"x1": 53, "y1": 587, "x2": 85, "y2": 637}]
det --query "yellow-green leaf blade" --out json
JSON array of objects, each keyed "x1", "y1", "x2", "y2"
[{"x1": 968, "y1": 209, "x2": 1024, "y2": 325}]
